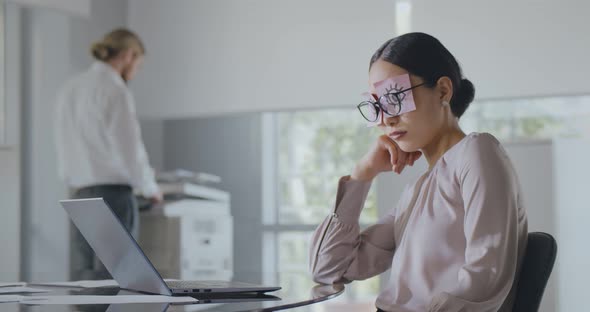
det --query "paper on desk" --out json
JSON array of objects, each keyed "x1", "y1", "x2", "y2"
[
  {"x1": 30, "y1": 279, "x2": 119, "y2": 288},
  {"x1": 0, "y1": 282, "x2": 26, "y2": 287},
  {"x1": 106, "y1": 302, "x2": 170, "y2": 312},
  {"x1": 0, "y1": 287, "x2": 48, "y2": 294},
  {"x1": 0, "y1": 295, "x2": 25, "y2": 303},
  {"x1": 33, "y1": 279, "x2": 178, "y2": 288},
  {"x1": 20, "y1": 295, "x2": 198, "y2": 305}
]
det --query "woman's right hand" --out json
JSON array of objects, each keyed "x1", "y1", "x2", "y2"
[{"x1": 351, "y1": 135, "x2": 422, "y2": 181}]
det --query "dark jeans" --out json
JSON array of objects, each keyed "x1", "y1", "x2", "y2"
[{"x1": 70, "y1": 184, "x2": 138, "y2": 281}]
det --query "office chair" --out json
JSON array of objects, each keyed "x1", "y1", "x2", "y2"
[{"x1": 512, "y1": 232, "x2": 557, "y2": 312}]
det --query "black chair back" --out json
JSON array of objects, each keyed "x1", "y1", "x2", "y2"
[{"x1": 512, "y1": 232, "x2": 557, "y2": 312}]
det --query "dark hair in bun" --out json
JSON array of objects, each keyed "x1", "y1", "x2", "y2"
[{"x1": 370, "y1": 32, "x2": 475, "y2": 118}]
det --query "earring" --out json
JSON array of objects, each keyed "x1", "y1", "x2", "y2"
[{"x1": 442, "y1": 101, "x2": 449, "y2": 106}]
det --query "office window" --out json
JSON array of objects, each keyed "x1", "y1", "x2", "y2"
[
  {"x1": 461, "y1": 95, "x2": 590, "y2": 141},
  {"x1": 276, "y1": 111, "x2": 381, "y2": 225},
  {"x1": 262, "y1": 109, "x2": 381, "y2": 307}
]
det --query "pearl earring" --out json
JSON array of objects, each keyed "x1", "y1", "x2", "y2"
[{"x1": 442, "y1": 101, "x2": 449, "y2": 106}]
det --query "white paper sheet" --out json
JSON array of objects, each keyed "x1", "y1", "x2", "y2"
[
  {"x1": 0, "y1": 287, "x2": 48, "y2": 294},
  {"x1": 0, "y1": 282, "x2": 26, "y2": 288},
  {"x1": 20, "y1": 295, "x2": 198, "y2": 305},
  {"x1": 30, "y1": 279, "x2": 119, "y2": 288},
  {"x1": 0, "y1": 295, "x2": 25, "y2": 303}
]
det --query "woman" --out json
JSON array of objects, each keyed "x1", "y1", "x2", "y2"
[{"x1": 309, "y1": 32, "x2": 528, "y2": 312}]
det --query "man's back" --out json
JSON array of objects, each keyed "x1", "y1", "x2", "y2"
[
  {"x1": 61, "y1": 28, "x2": 161, "y2": 282},
  {"x1": 55, "y1": 62, "x2": 136, "y2": 189}
]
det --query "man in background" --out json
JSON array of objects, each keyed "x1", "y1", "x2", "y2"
[{"x1": 55, "y1": 28, "x2": 162, "y2": 281}]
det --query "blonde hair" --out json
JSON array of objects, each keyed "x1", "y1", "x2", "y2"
[{"x1": 90, "y1": 28, "x2": 145, "y2": 62}]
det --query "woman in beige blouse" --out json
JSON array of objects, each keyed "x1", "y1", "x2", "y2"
[{"x1": 309, "y1": 32, "x2": 528, "y2": 312}]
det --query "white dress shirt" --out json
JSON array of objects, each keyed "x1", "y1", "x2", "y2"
[
  {"x1": 310, "y1": 132, "x2": 528, "y2": 312},
  {"x1": 55, "y1": 61, "x2": 159, "y2": 197}
]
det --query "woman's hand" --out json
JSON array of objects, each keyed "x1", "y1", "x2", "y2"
[{"x1": 351, "y1": 135, "x2": 422, "y2": 181}]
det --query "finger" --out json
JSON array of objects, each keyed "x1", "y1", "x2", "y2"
[
  {"x1": 381, "y1": 138, "x2": 398, "y2": 166},
  {"x1": 401, "y1": 150, "x2": 410, "y2": 165},
  {"x1": 393, "y1": 151, "x2": 403, "y2": 174},
  {"x1": 380, "y1": 135, "x2": 400, "y2": 170},
  {"x1": 387, "y1": 145, "x2": 398, "y2": 168},
  {"x1": 394, "y1": 150, "x2": 406, "y2": 174},
  {"x1": 386, "y1": 146, "x2": 399, "y2": 173}
]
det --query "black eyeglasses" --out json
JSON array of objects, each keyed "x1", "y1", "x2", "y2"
[{"x1": 357, "y1": 83, "x2": 425, "y2": 122}]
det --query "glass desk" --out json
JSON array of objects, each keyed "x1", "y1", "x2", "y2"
[{"x1": 4, "y1": 281, "x2": 344, "y2": 311}]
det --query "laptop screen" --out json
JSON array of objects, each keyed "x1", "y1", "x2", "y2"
[{"x1": 61, "y1": 198, "x2": 171, "y2": 295}]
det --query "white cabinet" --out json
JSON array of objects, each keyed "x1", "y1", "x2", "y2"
[
  {"x1": 179, "y1": 213, "x2": 233, "y2": 280},
  {"x1": 138, "y1": 183, "x2": 233, "y2": 281}
]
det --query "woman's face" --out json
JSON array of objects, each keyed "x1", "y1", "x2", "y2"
[{"x1": 368, "y1": 59, "x2": 449, "y2": 152}]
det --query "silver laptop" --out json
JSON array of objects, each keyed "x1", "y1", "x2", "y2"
[{"x1": 61, "y1": 198, "x2": 280, "y2": 296}]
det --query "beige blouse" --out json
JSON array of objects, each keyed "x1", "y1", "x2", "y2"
[{"x1": 309, "y1": 133, "x2": 528, "y2": 312}]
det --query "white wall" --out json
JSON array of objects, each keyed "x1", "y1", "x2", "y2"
[
  {"x1": 0, "y1": 2, "x2": 22, "y2": 283},
  {"x1": 410, "y1": 0, "x2": 590, "y2": 100},
  {"x1": 68, "y1": 0, "x2": 129, "y2": 72},
  {"x1": 6, "y1": 0, "x2": 90, "y2": 17},
  {"x1": 19, "y1": 0, "x2": 129, "y2": 282},
  {"x1": 129, "y1": 0, "x2": 590, "y2": 119},
  {"x1": 162, "y1": 115, "x2": 265, "y2": 284},
  {"x1": 553, "y1": 138, "x2": 590, "y2": 310},
  {"x1": 139, "y1": 120, "x2": 164, "y2": 171},
  {"x1": 0, "y1": 148, "x2": 20, "y2": 280},
  {"x1": 21, "y1": 7, "x2": 76, "y2": 282},
  {"x1": 504, "y1": 141, "x2": 556, "y2": 311},
  {"x1": 127, "y1": 0, "x2": 395, "y2": 119}
]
